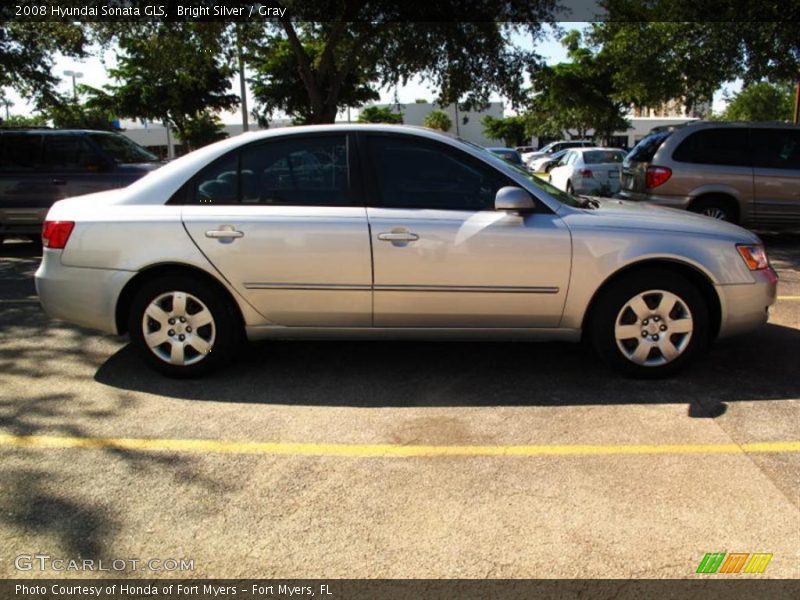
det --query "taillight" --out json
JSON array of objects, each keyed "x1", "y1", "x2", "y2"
[
  {"x1": 578, "y1": 168, "x2": 593, "y2": 178},
  {"x1": 42, "y1": 220, "x2": 75, "y2": 249},
  {"x1": 645, "y1": 166, "x2": 672, "y2": 188}
]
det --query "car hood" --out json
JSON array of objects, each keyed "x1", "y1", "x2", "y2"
[{"x1": 562, "y1": 198, "x2": 760, "y2": 243}]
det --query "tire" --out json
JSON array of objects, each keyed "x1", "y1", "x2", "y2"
[
  {"x1": 689, "y1": 196, "x2": 739, "y2": 224},
  {"x1": 128, "y1": 274, "x2": 242, "y2": 378},
  {"x1": 589, "y1": 269, "x2": 709, "y2": 378},
  {"x1": 566, "y1": 181, "x2": 574, "y2": 195}
]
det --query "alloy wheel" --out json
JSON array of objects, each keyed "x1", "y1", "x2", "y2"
[{"x1": 141, "y1": 291, "x2": 216, "y2": 366}]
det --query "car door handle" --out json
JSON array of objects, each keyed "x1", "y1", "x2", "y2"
[
  {"x1": 377, "y1": 232, "x2": 419, "y2": 242},
  {"x1": 205, "y1": 227, "x2": 244, "y2": 241}
]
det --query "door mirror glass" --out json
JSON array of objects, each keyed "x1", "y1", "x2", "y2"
[{"x1": 495, "y1": 186, "x2": 535, "y2": 213}]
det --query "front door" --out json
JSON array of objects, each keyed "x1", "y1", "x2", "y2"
[{"x1": 362, "y1": 133, "x2": 572, "y2": 328}]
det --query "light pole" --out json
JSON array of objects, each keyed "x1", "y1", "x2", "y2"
[{"x1": 63, "y1": 70, "x2": 83, "y2": 101}]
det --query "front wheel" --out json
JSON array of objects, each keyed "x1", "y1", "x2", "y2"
[
  {"x1": 589, "y1": 269, "x2": 709, "y2": 378},
  {"x1": 128, "y1": 275, "x2": 242, "y2": 377}
]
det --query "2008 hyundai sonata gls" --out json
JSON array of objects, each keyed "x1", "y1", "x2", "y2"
[{"x1": 35, "y1": 125, "x2": 777, "y2": 378}]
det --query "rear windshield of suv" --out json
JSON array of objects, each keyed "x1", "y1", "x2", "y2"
[
  {"x1": 89, "y1": 132, "x2": 158, "y2": 163},
  {"x1": 626, "y1": 130, "x2": 672, "y2": 163}
]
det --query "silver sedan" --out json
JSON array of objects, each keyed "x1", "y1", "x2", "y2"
[{"x1": 35, "y1": 125, "x2": 778, "y2": 378}]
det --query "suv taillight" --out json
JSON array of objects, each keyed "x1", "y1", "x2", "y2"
[
  {"x1": 42, "y1": 221, "x2": 75, "y2": 249},
  {"x1": 645, "y1": 166, "x2": 672, "y2": 189},
  {"x1": 578, "y1": 169, "x2": 593, "y2": 178}
]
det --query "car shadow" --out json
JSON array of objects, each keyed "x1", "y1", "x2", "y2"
[{"x1": 95, "y1": 323, "x2": 800, "y2": 415}]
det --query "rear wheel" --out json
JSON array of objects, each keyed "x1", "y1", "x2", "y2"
[
  {"x1": 689, "y1": 196, "x2": 739, "y2": 223},
  {"x1": 589, "y1": 269, "x2": 709, "y2": 378},
  {"x1": 128, "y1": 275, "x2": 242, "y2": 377}
]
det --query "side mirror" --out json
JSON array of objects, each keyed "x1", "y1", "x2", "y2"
[{"x1": 495, "y1": 186, "x2": 536, "y2": 214}]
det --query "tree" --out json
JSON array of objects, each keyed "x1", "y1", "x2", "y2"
[
  {"x1": 40, "y1": 89, "x2": 118, "y2": 130},
  {"x1": 424, "y1": 110, "x2": 452, "y2": 132},
  {"x1": 527, "y1": 31, "x2": 629, "y2": 144},
  {"x1": 178, "y1": 111, "x2": 229, "y2": 150},
  {"x1": 93, "y1": 23, "x2": 238, "y2": 149},
  {"x1": 246, "y1": 3, "x2": 557, "y2": 124},
  {"x1": 357, "y1": 106, "x2": 403, "y2": 124},
  {"x1": 721, "y1": 82, "x2": 793, "y2": 122},
  {"x1": 481, "y1": 115, "x2": 528, "y2": 147},
  {"x1": 0, "y1": 22, "x2": 87, "y2": 107},
  {"x1": 591, "y1": 4, "x2": 800, "y2": 113},
  {"x1": 1, "y1": 114, "x2": 48, "y2": 127}
]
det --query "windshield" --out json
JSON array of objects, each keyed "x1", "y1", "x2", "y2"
[
  {"x1": 89, "y1": 132, "x2": 159, "y2": 163},
  {"x1": 626, "y1": 130, "x2": 673, "y2": 163},
  {"x1": 458, "y1": 138, "x2": 583, "y2": 208}
]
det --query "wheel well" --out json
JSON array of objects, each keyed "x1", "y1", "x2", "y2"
[
  {"x1": 581, "y1": 260, "x2": 722, "y2": 341},
  {"x1": 689, "y1": 193, "x2": 740, "y2": 222},
  {"x1": 115, "y1": 264, "x2": 245, "y2": 335}
]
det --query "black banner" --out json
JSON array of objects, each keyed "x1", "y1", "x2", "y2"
[{"x1": 3, "y1": 579, "x2": 800, "y2": 600}]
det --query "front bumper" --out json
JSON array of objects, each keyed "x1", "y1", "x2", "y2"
[
  {"x1": 35, "y1": 248, "x2": 134, "y2": 335},
  {"x1": 716, "y1": 267, "x2": 778, "y2": 339}
]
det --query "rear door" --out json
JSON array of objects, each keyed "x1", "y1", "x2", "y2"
[
  {"x1": 180, "y1": 133, "x2": 372, "y2": 327},
  {"x1": 751, "y1": 127, "x2": 800, "y2": 226}
]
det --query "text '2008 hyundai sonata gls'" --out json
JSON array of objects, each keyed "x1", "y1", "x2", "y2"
[{"x1": 35, "y1": 125, "x2": 778, "y2": 378}]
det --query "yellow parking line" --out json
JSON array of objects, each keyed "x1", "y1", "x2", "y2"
[{"x1": 0, "y1": 433, "x2": 798, "y2": 458}]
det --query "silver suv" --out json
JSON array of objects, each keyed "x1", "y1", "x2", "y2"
[{"x1": 619, "y1": 121, "x2": 800, "y2": 227}]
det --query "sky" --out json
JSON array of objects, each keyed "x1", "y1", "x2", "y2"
[{"x1": 3, "y1": 23, "x2": 736, "y2": 122}]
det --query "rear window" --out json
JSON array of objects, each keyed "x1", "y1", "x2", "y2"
[
  {"x1": 672, "y1": 128, "x2": 750, "y2": 166},
  {"x1": 626, "y1": 130, "x2": 672, "y2": 163},
  {"x1": 751, "y1": 128, "x2": 800, "y2": 170},
  {"x1": 583, "y1": 150, "x2": 625, "y2": 164}
]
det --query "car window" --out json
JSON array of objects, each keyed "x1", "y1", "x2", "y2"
[
  {"x1": 89, "y1": 132, "x2": 158, "y2": 163},
  {"x1": 565, "y1": 151, "x2": 577, "y2": 165},
  {"x1": 0, "y1": 133, "x2": 43, "y2": 171},
  {"x1": 584, "y1": 150, "x2": 625, "y2": 164},
  {"x1": 194, "y1": 153, "x2": 239, "y2": 204},
  {"x1": 189, "y1": 135, "x2": 350, "y2": 206},
  {"x1": 626, "y1": 130, "x2": 672, "y2": 163},
  {"x1": 366, "y1": 135, "x2": 509, "y2": 211},
  {"x1": 672, "y1": 128, "x2": 750, "y2": 166},
  {"x1": 41, "y1": 135, "x2": 104, "y2": 171},
  {"x1": 241, "y1": 136, "x2": 349, "y2": 205},
  {"x1": 751, "y1": 129, "x2": 800, "y2": 170}
]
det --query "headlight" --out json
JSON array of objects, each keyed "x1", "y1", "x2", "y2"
[{"x1": 736, "y1": 244, "x2": 769, "y2": 270}]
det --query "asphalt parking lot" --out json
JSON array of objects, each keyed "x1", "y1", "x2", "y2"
[{"x1": 0, "y1": 234, "x2": 798, "y2": 579}]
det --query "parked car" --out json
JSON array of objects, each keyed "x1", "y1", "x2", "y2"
[
  {"x1": 516, "y1": 145, "x2": 536, "y2": 155},
  {"x1": 524, "y1": 139, "x2": 594, "y2": 163},
  {"x1": 528, "y1": 148, "x2": 569, "y2": 173},
  {"x1": 36, "y1": 124, "x2": 776, "y2": 379},
  {"x1": 0, "y1": 128, "x2": 161, "y2": 244},
  {"x1": 548, "y1": 148, "x2": 627, "y2": 196},
  {"x1": 619, "y1": 121, "x2": 800, "y2": 226},
  {"x1": 487, "y1": 147, "x2": 524, "y2": 166}
]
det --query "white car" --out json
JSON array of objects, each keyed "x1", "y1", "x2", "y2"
[{"x1": 549, "y1": 148, "x2": 627, "y2": 196}]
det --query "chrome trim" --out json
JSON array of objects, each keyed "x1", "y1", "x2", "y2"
[
  {"x1": 243, "y1": 282, "x2": 371, "y2": 291},
  {"x1": 375, "y1": 284, "x2": 560, "y2": 294}
]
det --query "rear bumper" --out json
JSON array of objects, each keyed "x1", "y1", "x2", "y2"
[
  {"x1": 617, "y1": 190, "x2": 692, "y2": 209},
  {"x1": 716, "y1": 267, "x2": 778, "y2": 339},
  {"x1": 35, "y1": 248, "x2": 134, "y2": 335}
]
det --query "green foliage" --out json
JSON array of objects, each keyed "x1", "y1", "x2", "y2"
[
  {"x1": 357, "y1": 106, "x2": 403, "y2": 124},
  {"x1": 591, "y1": 6, "x2": 800, "y2": 113},
  {"x1": 481, "y1": 115, "x2": 528, "y2": 147},
  {"x1": 721, "y1": 82, "x2": 793, "y2": 122},
  {"x1": 415, "y1": 98, "x2": 428, "y2": 104},
  {"x1": 1, "y1": 114, "x2": 48, "y2": 127},
  {"x1": 423, "y1": 110, "x2": 452, "y2": 132},
  {"x1": 0, "y1": 22, "x2": 87, "y2": 107},
  {"x1": 93, "y1": 23, "x2": 238, "y2": 144},
  {"x1": 40, "y1": 90, "x2": 118, "y2": 130},
  {"x1": 248, "y1": 31, "x2": 379, "y2": 125},
  {"x1": 245, "y1": 4, "x2": 556, "y2": 124},
  {"x1": 526, "y1": 31, "x2": 629, "y2": 144},
  {"x1": 178, "y1": 111, "x2": 228, "y2": 150}
]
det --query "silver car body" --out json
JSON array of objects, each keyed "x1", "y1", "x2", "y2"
[{"x1": 36, "y1": 125, "x2": 775, "y2": 347}]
